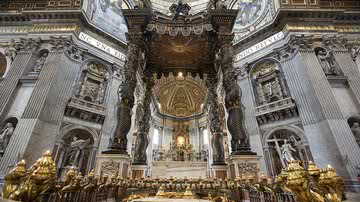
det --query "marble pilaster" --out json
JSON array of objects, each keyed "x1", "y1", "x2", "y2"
[
  {"x1": 0, "y1": 51, "x2": 32, "y2": 120},
  {"x1": 333, "y1": 51, "x2": 360, "y2": 104},
  {"x1": 277, "y1": 37, "x2": 360, "y2": 181},
  {"x1": 0, "y1": 43, "x2": 81, "y2": 174}
]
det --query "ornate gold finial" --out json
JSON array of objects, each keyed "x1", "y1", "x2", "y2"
[
  {"x1": 308, "y1": 161, "x2": 321, "y2": 176},
  {"x1": 182, "y1": 185, "x2": 194, "y2": 199},
  {"x1": 286, "y1": 160, "x2": 309, "y2": 201},
  {"x1": 2, "y1": 160, "x2": 27, "y2": 199},
  {"x1": 156, "y1": 186, "x2": 166, "y2": 198},
  {"x1": 3, "y1": 150, "x2": 57, "y2": 201}
]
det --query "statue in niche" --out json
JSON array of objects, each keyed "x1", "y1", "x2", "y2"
[
  {"x1": 66, "y1": 136, "x2": 90, "y2": 167},
  {"x1": 316, "y1": 48, "x2": 340, "y2": 76},
  {"x1": 280, "y1": 139, "x2": 297, "y2": 165},
  {"x1": 351, "y1": 122, "x2": 360, "y2": 146},
  {"x1": 32, "y1": 52, "x2": 48, "y2": 72},
  {"x1": 0, "y1": 123, "x2": 14, "y2": 153},
  {"x1": 78, "y1": 63, "x2": 108, "y2": 104}
]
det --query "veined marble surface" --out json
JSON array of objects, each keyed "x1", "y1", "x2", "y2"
[{"x1": 151, "y1": 161, "x2": 208, "y2": 178}]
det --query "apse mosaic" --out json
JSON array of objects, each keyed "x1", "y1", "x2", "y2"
[{"x1": 82, "y1": 0, "x2": 128, "y2": 43}]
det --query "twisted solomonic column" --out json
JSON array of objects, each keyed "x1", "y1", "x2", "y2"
[
  {"x1": 218, "y1": 34, "x2": 255, "y2": 155},
  {"x1": 104, "y1": 33, "x2": 143, "y2": 154},
  {"x1": 133, "y1": 76, "x2": 154, "y2": 165},
  {"x1": 206, "y1": 75, "x2": 226, "y2": 165}
]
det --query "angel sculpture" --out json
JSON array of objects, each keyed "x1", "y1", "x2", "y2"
[{"x1": 169, "y1": 0, "x2": 191, "y2": 20}]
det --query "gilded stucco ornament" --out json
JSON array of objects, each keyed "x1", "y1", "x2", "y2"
[
  {"x1": 3, "y1": 152, "x2": 347, "y2": 201},
  {"x1": 3, "y1": 150, "x2": 56, "y2": 201}
]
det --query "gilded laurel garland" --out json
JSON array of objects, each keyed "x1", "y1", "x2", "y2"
[{"x1": 2, "y1": 152, "x2": 346, "y2": 202}]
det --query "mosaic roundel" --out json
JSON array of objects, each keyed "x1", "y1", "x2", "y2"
[{"x1": 231, "y1": 0, "x2": 268, "y2": 32}]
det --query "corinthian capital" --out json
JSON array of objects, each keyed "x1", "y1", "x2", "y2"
[
  {"x1": 322, "y1": 35, "x2": 348, "y2": 51},
  {"x1": 275, "y1": 34, "x2": 315, "y2": 61},
  {"x1": 49, "y1": 36, "x2": 72, "y2": 51},
  {"x1": 345, "y1": 39, "x2": 360, "y2": 61}
]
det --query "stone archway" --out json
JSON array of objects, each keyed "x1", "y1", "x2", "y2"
[
  {"x1": 262, "y1": 126, "x2": 313, "y2": 177},
  {"x1": 54, "y1": 127, "x2": 98, "y2": 177},
  {"x1": 0, "y1": 52, "x2": 7, "y2": 77},
  {"x1": 348, "y1": 116, "x2": 360, "y2": 147}
]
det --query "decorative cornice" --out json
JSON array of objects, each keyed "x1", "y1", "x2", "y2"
[{"x1": 233, "y1": 9, "x2": 360, "y2": 54}]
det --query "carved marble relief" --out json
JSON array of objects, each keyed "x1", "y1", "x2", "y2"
[
  {"x1": 101, "y1": 160, "x2": 120, "y2": 177},
  {"x1": 77, "y1": 62, "x2": 109, "y2": 104}
]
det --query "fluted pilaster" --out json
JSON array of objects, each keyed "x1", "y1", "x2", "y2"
[
  {"x1": 277, "y1": 35, "x2": 360, "y2": 179},
  {"x1": 0, "y1": 52, "x2": 32, "y2": 120},
  {"x1": 0, "y1": 41, "x2": 80, "y2": 174},
  {"x1": 333, "y1": 51, "x2": 360, "y2": 103}
]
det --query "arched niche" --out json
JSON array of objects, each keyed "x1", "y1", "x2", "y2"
[
  {"x1": 53, "y1": 126, "x2": 99, "y2": 177},
  {"x1": 250, "y1": 59, "x2": 290, "y2": 106},
  {"x1": 348, "y1": 116, "x2": 360, "y2": 147},
  {"x1": 314, "y1": 47, "x2": 342, "y2": 76},
  {"x1": 0, "y1": 117, "x2": 18, "y2": 156},
  {"x1": 25, "y1": 49, "x2": 50, "y2": 76},
  {"x1": 74, "y1": 60, "x2": 110, "y2": 104},
  {"x1": 262, "y1": 126, "x2": 313, "y2": 177},
  {"x1": 0, "y1": 52, "x2": 7, "y2": 78}
]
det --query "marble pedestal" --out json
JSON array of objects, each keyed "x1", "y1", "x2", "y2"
[
  {"x1": 211, "y1": 165, "x2": 228, "y2": 180},
  {"x1": 227, "y1": 154, "x2": 261, "y2": 180},
  {"x1": 95, "y1": 154, "x2": 130, "y2": 178},
  {"x1": 151, "y1": 161, "x2": 208, "y2": 178},
  {"x1": 132, "y1": 165, "x2": 149, "y2": 178}
]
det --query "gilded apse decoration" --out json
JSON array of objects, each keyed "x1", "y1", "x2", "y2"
[
  {"x1": 2, "y1": 151, "x2": 56, "y2": 201},
  {"x1": 153, "y1": 73, "x2": 207, "y2": 118}
]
